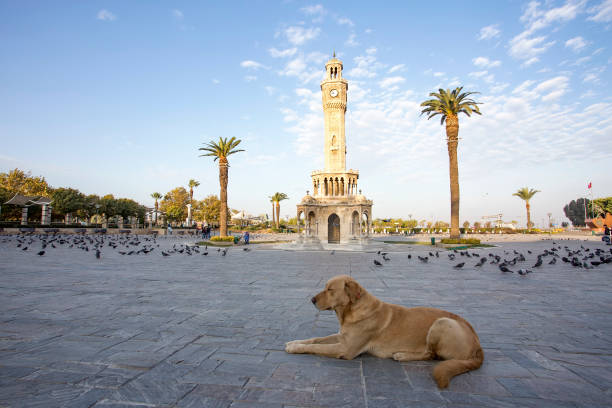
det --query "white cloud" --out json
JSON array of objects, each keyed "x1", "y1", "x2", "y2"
[
  {"x1": 337, "y1": 17, "x2": 354, "y2": 26},
  {"x1": 366, "y1": 47, "x2": 377, "y2": 55},
  {"x1": 265, "y1": 86, "x2": 276, "y2": 95},
  {"x1": 212, "y1": 79, "x2": 220, "y2": 84},
  {"x1": 301, "y1": 4, "x2": 326, "y2": 16},
  {"x1": 469, "y1": 70, "x2": 489, "y2": 78},
  {"x1": 587, "y1": 0, "x2": 612, "y2": 22},
  {"x1": 433, "y1": 72, "x2": 445, "y2": 77},
  {"x1": 240, "y1": 60, "x2": 266, "y2": 70},
  {"x1": 285, "y1": 26, "x2": 320, "y2": 45},
  {"x1": 522, "y1": 57, "x2": 540, "y2": 67},
  {"x1": 509, "y1": 1, "x2": 585, "y2": 63},
  {"x1": 346, "y1": 33, "x2": 359, "y2": 47},
  {"x1": 583, "y1": 73, "x2": 598, "y2": 83},
  {"x1": 97, "y1": 9, "x2": 116, "y2": 21},
  {"x1": 269, "y1": 47, "x2": 297, "y2": 58},
  {"x1": 172, "y1": 9, "x2": 184, "y2": 19},
  {"x1": 565, "y1": 36, "x2": 588, "y2": 52},
  {"x1": 348, "y1": 53, "x2": 381, "y2": 78},
  {"x1": 490, "y1": 83, "x2": 509, "y2": 93},
  {"x1": 478, "y1": 24, "x2": 501, "y2": 40},
  {"x1": 244, "y1": 75, "x2": 257, "y2": 82},
  {"x1": 379, "y1": 76, "x2": 406, "y2": 89},
  {"x1": 509, "y1": 32, "x2": 555, "y2": 61},
  {"x1": 472, "y1": 56, "x2": 502, "y2": 68},
  {"x1": 388, "y1": 64, "x2": 405, "y2": 73}
]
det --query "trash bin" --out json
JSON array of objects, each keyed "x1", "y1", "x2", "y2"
[
  {"x1": 431, "y1": 237, "x2": 435, "y2": 245},
  {"x1": 233, "y1": 236, "x2": 239, "y2": 244}
]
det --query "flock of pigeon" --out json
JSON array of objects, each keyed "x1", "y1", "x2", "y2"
[
  {"x1": 0, "y1": 233, "x2": 248, "y2": 259},
  {"x1": 371, "y1": 242, "x2": 612, "y2": 276}
]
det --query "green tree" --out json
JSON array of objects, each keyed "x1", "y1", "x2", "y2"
[
  {"x1": 77, "y1": 194, "x2": 101, "y2": 223},
  {"x1": 563, "y1": 198, "x2": 590, "y2": 227},
  {"x1": 513, "y1": 187, "x2": 540, "y2": 229},
  {"x1": 160, "y1": 187, "x2": 190, "y2": 224},
  {"x1": 51, "y1": 188, "x2": 87, "y2": 222},
  {"x1": 420, "y1": 87, "x2": 481, "y2": 239},
  {"x1": 269, "y1": 192, "x2": 289, "y2": 228},
  {"x1": 188, "y1": 179, "x2": 200, "y2": 203},
  {"x1": 198, "y1": 137, "x2": 244, "y2": 237},
  {"x1": 462, "y1": 221, "x2": 470, "y2": 229},
  {"x1": 0, "y1": 168, "x2": 53, "y2": 197},
  {"x1": 192, "y1": 195, "x2": 231, "y2": 226},
  {"x1": 592, "y1": 197, "x2": 612, "y2": 217},
  {"x1": 99, "y1": 194, "x2": 118, "y2": 220}
]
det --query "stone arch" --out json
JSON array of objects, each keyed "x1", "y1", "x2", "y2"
[
  {"x1": 351, "y1": 211, "x2": 360, "y2": 236},
  {"x1": 362, "y1": 211, "x2": 370, "y2": 236},
  {"x1": 328, "y1": 213, "x2": 340, "y2": 243},
  {"x1": 308, "y1": 211, "x2": 316, "y2": 236},
  {"x1": 340, "y1": 177, "x2": 345, "y2": 196}
]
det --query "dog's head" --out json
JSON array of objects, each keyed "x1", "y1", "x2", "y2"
[{"x1": 311, "y1": 275, "x2": 364, "y2": 311}]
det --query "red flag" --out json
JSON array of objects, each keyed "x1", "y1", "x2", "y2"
[{"x1": 588, "y1": 182, "x2": 592, "y2": 189}]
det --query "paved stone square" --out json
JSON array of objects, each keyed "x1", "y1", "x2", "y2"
[{"x1": 0, "y1": 235, "x2": 611, "y2": 407}]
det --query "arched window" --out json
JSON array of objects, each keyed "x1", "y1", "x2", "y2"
[{"x1": 331, "y1": 135, "x2": 336, "y2": 146}]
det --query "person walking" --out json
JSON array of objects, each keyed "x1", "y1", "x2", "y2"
[{"x1": 244, "y1": 231, "x2": 250, "y2": 245}]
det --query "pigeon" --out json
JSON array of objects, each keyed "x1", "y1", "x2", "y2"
[
  {"x1": 517, "y1": 269, "x2": 532, "y2": 276},
  {"x1": 590, "y1": 261, "x2": 601, "y2": 266},
  {"x1": 95, "y1": 249, "x2": 101, "y2": 259},
  {"x1": 475, "y1": 257, "x2": 486, "y2": 267},
  {"x1": 407, "y1": 254, "x2": 412, "y2": 259},
  {"x1": 382, "y1": 255, "x2": 390, "y2": 262},
  {"x1": 161, "y1": 251, "x2": 170, "y2": 256},
  {"x1": 37, "y1": 250, "x2": 45, "y2": 256},
  {"x1": 429, "y1": 252, "x2": 434, "y2": 257},
  {"x1": 221, "y1": 249, "x2": 228, "y2": 256},
  {"x1": 373, "y1": 259, "x2": 382, "y2": 266},
  {"x1": 22, "y1": 246, "x2": 28, "y2": 251},
  {"x1": 330, "y1": 250, "x2": 335, "y2": 255},
  {"x1": 435, "y1": 252, "x2": 439, "y2": 258},
  {"x1": 548, "y1": 257, "x2": 557, "y2": 265},
  {"x1": 454, "y1": 262, "x2": 465, "y2": 269},
  {"x1": 418, "y1": 256, "x2": 428, "y2": 263},
  {"x1": 243, "y1": 248, "x2": 251, "y2": 252},
  {"x1": 533, "y1": 257, "x2": 543, "y2": 268},
  {"x1": 499, "y1": 264, "x2": 514, "y2": 273},
  {"x1": 202, "y1": 252, "x2": 208, "y2": 256}
]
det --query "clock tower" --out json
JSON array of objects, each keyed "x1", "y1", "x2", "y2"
[
  {"x1": 321, "y1": 55, "x2": 348, "y2": 171},
  {"x1": 296, "y1": 53, "x2": 373, "y2": 246}
]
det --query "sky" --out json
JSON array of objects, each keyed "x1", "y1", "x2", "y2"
[{"x1": 1, "y1": 1, "x2": 611, "y2": 228}]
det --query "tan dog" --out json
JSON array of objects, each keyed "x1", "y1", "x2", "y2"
[{"x1": 285, "y1": 275, "x2": 483, "y2": 388}]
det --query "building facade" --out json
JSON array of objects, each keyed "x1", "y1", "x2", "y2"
[{"x1": 297, "y1": 55, "x2": 373, "y2": 244}]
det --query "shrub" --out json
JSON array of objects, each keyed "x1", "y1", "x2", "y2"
[
  {"x1": 440, "y1": 238, "x2": 481, "y2": 245},
  {"x1": 210, "y1": 236, "x2": 235, "y2": 242}
]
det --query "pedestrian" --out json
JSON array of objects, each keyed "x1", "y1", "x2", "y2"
[
  {"x1": 244, "y1": 231, "x2": 250, "y2": 245},
  {"x1": 604, "y1": 224, "x2": 610, "y2": 244},
  {"x1": 167, "y1": 224, "x2": 173, "y2": 236},
  {"x1": 201, "y1": 225, "x2": 206, "y2": 240}
]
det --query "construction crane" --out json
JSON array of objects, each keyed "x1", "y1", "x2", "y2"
[{"x1": 481, "y1": 214, "x2": 503, "y2": 228}]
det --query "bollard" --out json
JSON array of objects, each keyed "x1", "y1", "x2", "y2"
[{"x1": 431, "y1": 237, "x2": 435, "y2": 245}]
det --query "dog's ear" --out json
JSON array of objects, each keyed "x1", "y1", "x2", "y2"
[{"x1": 344, "y1": 279, "x2": 362, "y2": 303}]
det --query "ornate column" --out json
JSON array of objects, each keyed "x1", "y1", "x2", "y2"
[
  {"x1": 21, "y1": 207, "x2": 28, "y2": 225},
  {"x1": 186, "y1": 204, "x2": 192, "y2": 227}
]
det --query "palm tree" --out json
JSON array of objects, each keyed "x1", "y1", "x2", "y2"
[
  {"x1": 420, "y1": 87, "x2": 481, "y2": 239},
  {"x1": 513, "y1": 187, "x2": 540, "y2": 230},
  {"x1": 187, "y1": 179, "x2": 200, "y2": 203},
  {"x1": 269, "y1": 196, "x2": 275, "y2": 228},
  {"x1": 198, "y1": 137, "x2": 244, "y2": 237},
  {"x1": 150, "y1": 192, "x2": 162, "y2": 225},
  {"x1": 269, "y1": 192, "x2": 289, "y2": 228}
]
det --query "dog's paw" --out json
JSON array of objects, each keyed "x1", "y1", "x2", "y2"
[
  {"x1": 392, "y1": 352, "x2": 406, "y2": 361},
  {"x1": 285, "y1": 341, "x2": 303, "y2": 354}
]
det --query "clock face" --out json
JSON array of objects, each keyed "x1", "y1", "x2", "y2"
[{"x1": 330, "y1": 89, "x2": 339, "y2": 97}]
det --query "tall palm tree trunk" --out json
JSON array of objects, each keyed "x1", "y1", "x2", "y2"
[
  {"x1": 271, "y1": 203, "x2": 275, "y2": 228},
  {"x1": 446, "y1": 114, "x2": 460, "y2": 239},
  {"x1": 525, "y1": 201, "x2": 531, "y2": 230},
  {"x1": 275, "y1": 202, "x2": 280, "y2": 228},
  {"x1": 219, "y1": 158, "x2": 229, "y2": 236},
  {"x1": 189, "y1": 188, "x2": 193, "y2": 203},
  {"x1": 154, "y1": 201, "x2": 158, "y2": 225}
]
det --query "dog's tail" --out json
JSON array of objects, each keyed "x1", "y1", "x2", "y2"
[{"x1": 432, "y1": 347, "x2": 484, "y2": 389}]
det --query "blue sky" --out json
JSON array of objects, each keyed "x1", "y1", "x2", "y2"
[{"x1": 1, "y1": 1, "x2": 611, "y2": 227}]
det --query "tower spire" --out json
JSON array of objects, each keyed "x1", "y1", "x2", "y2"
[{"x1": 333, "y1": 50, "x2": 336, "y2": 58}]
